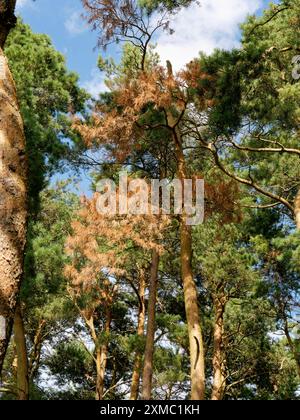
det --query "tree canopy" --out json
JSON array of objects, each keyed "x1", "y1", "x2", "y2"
[{"x1": 0, "y1": 0, "x2": 299, "y2": 401}]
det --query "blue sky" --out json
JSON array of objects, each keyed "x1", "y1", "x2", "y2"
[
  {"x1": 17, "y1": 0, "x2": 101, "y2": 93},
  {"x1": 17, "y1": 0, "x2": 276, "y2": 97}
]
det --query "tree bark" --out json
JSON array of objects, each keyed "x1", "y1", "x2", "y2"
[
  {"x1": 28, "y1": 319, "x2": 46, "y2": 379},
  {"x1": 130, "y1": 271, "x2": 146, "y2": 400},
  {"x1": 211, "y1": 299, "x2": 226, "y2": 401},
  {"x1": 95, "y1": 308, "x2": 112, "y2": 401},
  {"x1": 14, "y1": 303, "x2": 29, "y2": 400},
  {"x1": 0, "y1": 41, "x2": 28, "y2": 373},
  {"x1": 295, "y1": 188, "x2": 300, "y2": 230},
  {"x1": 95, "y1": 348, "x2": 107, "y2": 400},
  {"x1": 171, "y1": 126, "x2": 206, "y2": 400},
  {"x1": 141, "y1": 250, "x2": 159, "y2": 400}
]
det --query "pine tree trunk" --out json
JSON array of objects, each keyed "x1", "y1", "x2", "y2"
[
  {"x1": 95, "y1": 348, "x2": 107, "y2": 401},
  {"x1": 130, "y1": 271, "x2": 146, "y2": 400},
  {"x1": 142, "y1": 250, "x2": 159, "y2": 400},
  {"x1": 14, "y1": 303, "x2": 29, "y2": 400},
  {"x1": 28, "y1": 319, "x2": 46, "y2": 379},
  {"x1": 295, "y1": 188, "x2": 300, "y2": 230},
  {"x1": 180, "y1": 220, "x2": 206, "y2": 400},
  {"x1": 95, "y1": 309, "x2": 111, "y2": 400},
  {"x1": 211, "y1": 300, "x2": 226, "y2": 401},
  {"x1": 173, "y1": 127, "x2": 206, "y2": 401},
  {"x1": 0, "y1": 39, "x2": 28, "y2": 373}
]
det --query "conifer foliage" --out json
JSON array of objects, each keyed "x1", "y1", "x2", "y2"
[{"x1": 0, "y1": 0, "x2": 299, "y2": 401}]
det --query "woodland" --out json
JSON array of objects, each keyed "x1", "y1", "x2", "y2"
[{"x1": 0, "y1": 0, "x2": 299, "y2": 401}]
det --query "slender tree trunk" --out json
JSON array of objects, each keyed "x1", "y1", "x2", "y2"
[
  {"x1": 95, "y1": 309, "x2": 112, "y2": 401},
  {"x1": 85, "y1": 306, "x2": 112, "y2": 401},
  {"x1": 28, "y1": 319, "x2": 46, "y2": 379},
  {"x1": 14, "y1": 303, "x2": 29, "y2": 400},
  {"x1": 180, "y1": 219, "x2": 206, "y2": 400},
  {"x1": 283, "y1": 314, "x2": 300, "y2": 378},
  {"x1": 0, "y1": 22, "x2": 28, "y2": 373},
  {"x1": 142, "y1": 250, "x2": 159, "y2": 400},
  {"x1": 211, "y1": 299, "x2": 226, "y2": 401},
  {"x1": 95, "y1": 348, "x2": 107, "y2": 401},
  {"x1": 295, "y1": 188, "x2": 300, "y2": 230},
  {"x1": 130, "y1": 271, "x2": 146, "y2": 400},
  {"x1": 173, "y1": 126, "x2": 206, "y2": 400}
]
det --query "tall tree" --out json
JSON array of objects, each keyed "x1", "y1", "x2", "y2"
[
  {"x1": 0, "y1": 18, "x2": 87, "y2": 395},
  {"x1": 130, "y1": 268, "x2": 146, "y2": 400},
  {"x1": 0, "y1": 184, "x2": 79, "y2": 399},
  {"x1": 65, "y1": 194, "x2": 168, "y2": 399},
  {"x1": 142, "y1": 250, "x2": 159, "y2": 400},
  {"x1": 195, "y1": 0, "x2": 300, "y2": 229},
  {"x1": 78, "y1": 1, "x2": 210, "y2": 398},
  {"x1": 252, "y1": 229, "x2": 300, "y2": 377},
  {"x1": 0, "y1": 0, "x2": 27, "y2": 373},
  {"x1": 193, "y1": 221, "x2": 257, "y2": 400}
]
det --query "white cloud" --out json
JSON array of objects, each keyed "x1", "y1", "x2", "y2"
[
  {"x1": 156, "y1": 0, "x2": 263, "y2": 70},
  {"x1": 16, "y1": 0, "x2": 31, "y2": 10},
  {"x1": 82, "y1": 68, "x2": 109, "y2": 98},
  {"x1": 16, "y1": 0, "x2": 29, "y2": 7},
  {"x1": 65, "y1": 11, "x2": 88, "y2": 36}
]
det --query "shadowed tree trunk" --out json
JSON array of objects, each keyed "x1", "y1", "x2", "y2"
[
  {"x1": 0, "y1": 0, "x2": 28, "y2": 374},
  {"x1": 295, "y1": 188, "x2": 300, "y2": 230},
  {"x1": 142, "y1": 250, "x2": 159, "y2": 400},
  {"x1": 211, "y1": 297, "x2": 227, "y2": 401},
  {"x1": 130, "y1": 271, "x2": 146, "y2": 400},
  {"x1": 0, "y1": 1, "x2": 17, "y2": 49},
  {"x1": 14, "y1": 303, "x2": 29, "y2": 400}
]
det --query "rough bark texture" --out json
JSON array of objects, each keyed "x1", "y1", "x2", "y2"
[
  {"x1": 0, "y1": 43, "x2": 28, "y2": 374},
  {"x1": 295, "y1": 188, "x2": 300, "y2": 230},
  {"x1": 211, "y1": 299, "x2": 226, "y2": 401},
  {"x1": 173, "y1": 126, "x2": 206, "y2": 401},
  {"x1": 130, "y1": 271, "x2": 146, "y2": 400},
  {"x1": 142, "y1": 250, "x2": 159, "y2": 400},
  {"x1": 14, "y1": 303, "x2": 29, "y2": 400}
]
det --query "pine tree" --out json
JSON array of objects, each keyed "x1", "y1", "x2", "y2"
[{"x1": 0, "y1": 0, "x2": 27, "y2": 372}]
